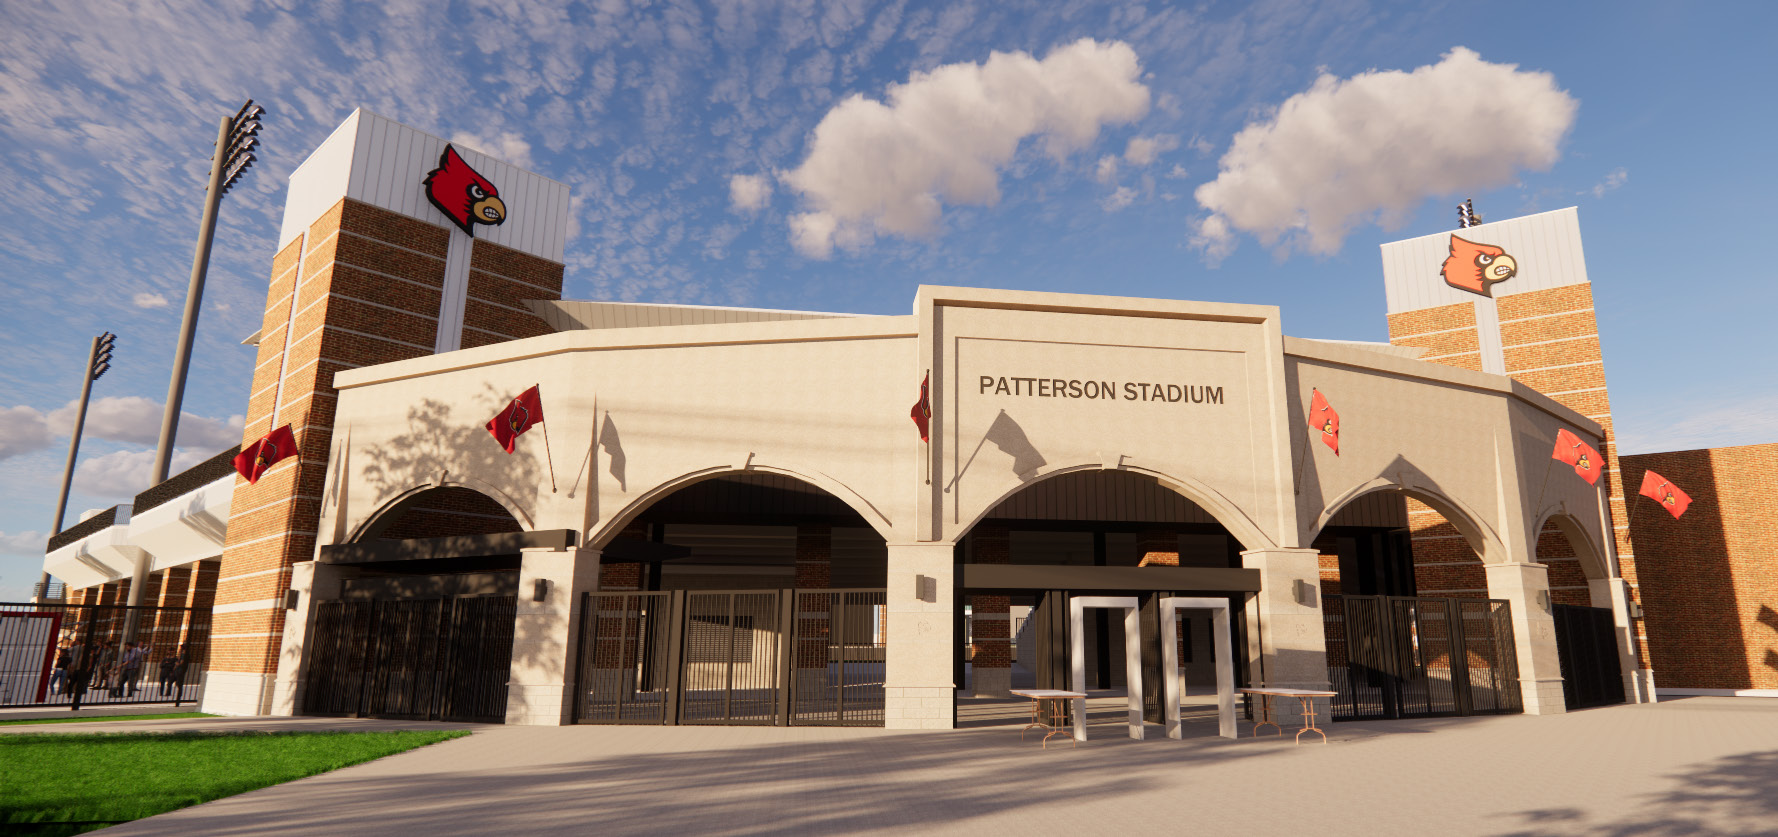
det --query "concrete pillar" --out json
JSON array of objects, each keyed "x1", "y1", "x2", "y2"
[
  {"x1": 1591, "y1": 576, "x2": 1656, "y2": 703},
  {"x1": 270, "y1": 560, "x2": 350, "y2": 716},
  {"x1": 968, "y1": 525, "x2": 1010, "y2": 697},
  {"x1": 507, "y1": 546, "x2": 603, "y2": 725},
  {"x1": 1240, "y1": 547, "x2": 1330, "y2": 726},
  {"x1": 1486, "y1": 561, "x2": 1566, "y2": 714},
  {"x1": 884, "y1": 542, "x2": 955, "y2": 730}
]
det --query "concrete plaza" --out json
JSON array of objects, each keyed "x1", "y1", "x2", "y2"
[{"x1": 9, "y1": 696, "x2": 1778, "y2": 836}]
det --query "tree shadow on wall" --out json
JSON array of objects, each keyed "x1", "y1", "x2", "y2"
[{"x1": 356, "y1": 395, "x2": 544, "y2": 534}]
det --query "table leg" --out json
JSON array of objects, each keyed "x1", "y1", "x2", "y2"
[
  {"x1": 1294, "y1": 695, "x2": 1327, "y2": 744},
  {"x1": 1020, "y1": 698, "x2": 1044, "y2": 742},
  {"x1": 1252, "y1": 694, "x2": 1280, "y2": 737}
]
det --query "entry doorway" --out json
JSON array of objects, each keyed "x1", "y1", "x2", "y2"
[
  {"x1": 1552, "y1": 604, "x2": 1626, "y2": 710},
  {"x1": 304, "y1": 594, "x2": 517, "y2": 723},
  {"x1": 575, "y1": 588, "x2": 887, "y2": 726},
  {"x1": 1323, "y1": 594, "x2": 1522, "y2": 720}
]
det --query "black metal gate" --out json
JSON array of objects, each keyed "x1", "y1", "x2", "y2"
[
  {"x1": 574, "y1": 588, "x2": 885, "y2": 726},
  {"x1": 0, "y1": 602, "x2": 211, "y2": 708},
  {"x1": 1323, "y1": 594, "x2": 1521, "y2": 721},
  {"x1": 1552, "y1": 603, "x2": 1626, "y2": 710},
  {"x1": 304, "y1": 596, "x2": 516, "y2": 723}
]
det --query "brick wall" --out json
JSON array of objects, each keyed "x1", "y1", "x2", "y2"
[
  {"x1": 1621, "y1": 444, "x2": 1778, "y2": 690},
  {"x1": 212, "y1": 196, "x2": 564, "y2": 682},
  {"x1": 1389, "y1": 283, "x2": 1648, "y2": 664}
]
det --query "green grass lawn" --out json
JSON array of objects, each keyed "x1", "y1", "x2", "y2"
[
  {"x1": 0, "y1": 713, "x2": 214, "y2": 727},
  {"x1": 0, "y1": 730, "x2": 470, "y2": 835}
]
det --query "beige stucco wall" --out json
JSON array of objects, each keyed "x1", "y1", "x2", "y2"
[{"x1": 288, "y1": 285, "x2": 1621, "y2": 726}]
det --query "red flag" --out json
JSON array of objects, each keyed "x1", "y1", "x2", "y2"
[
  {"x1": 233, "y1": 425, "x2": 299, "y2": 484},
  {"x1": 1638, "y1": 470, "x2": 1692, "y2": 519},
  {"x1": 487, "y1": 385, "x2": 544, "y2": 454},
  {"x1": 911, "y1": 374, "x2": 931, "y2": 442},
  {"x1": 1552, "y1": 428, "x2": 1602, "y2": 485},
  {"x1": 1308, "y1": 389, "x2": 1339, "y2": 454}
]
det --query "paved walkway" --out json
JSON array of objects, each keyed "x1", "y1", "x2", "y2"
[{"x1": 13, "y1": 697, "x2": 1778, "y2": 836}]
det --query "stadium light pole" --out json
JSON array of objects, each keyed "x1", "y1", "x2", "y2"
[
  {"x1": 34, "y1": 332, "x2": 115, "y2": 603},
  {"x1": 149, "y1": 99, "x2": 263, "y2": 487},
  {"x1": 129, "y1": 100, "x2": 260, "y2": 633}
]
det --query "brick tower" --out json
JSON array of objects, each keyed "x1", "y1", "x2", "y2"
[
  {"x1": 1381, "y1": 206, "x2": 1653, "y2": 701},
  {"x1": 201, "y1": 111, "x2": 570, "y2": 715}
]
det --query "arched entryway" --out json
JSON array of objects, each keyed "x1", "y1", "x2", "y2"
[
  {"x1": 1311, "y1": 485, "x2": 1525, "y2": 722},
  {"x1": 1535, "y1": 511, "x2": 1630, "y2": 710},
  {"x1": 300, "y1": 485, "x2": 529, "y2": 723},
  {"x1": 577, "y1": 471, "x2": 889, "y2": 727},
  {"x1": 953, "y1": 468, "x2": 1261, "y2": 739}
]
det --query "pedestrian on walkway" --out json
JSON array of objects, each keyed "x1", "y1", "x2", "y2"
[
  {"x1": 159, "y1": 646, "x2": 187, "y2": 697},
  {"x1": 67, "y1": 642, "x2": 92, "y2": 711},
  {"x1": 120, "y1": 641, "x2": 147, "y2": 697},
  {"x1": 47, "y1": 641, "x2": 73, "y2": 697}
]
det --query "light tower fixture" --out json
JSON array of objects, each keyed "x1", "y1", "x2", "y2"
[{"x1": 36, "y1": 331, "x2": 116, "y2": 601}]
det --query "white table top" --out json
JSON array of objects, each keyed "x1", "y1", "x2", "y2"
[
  {"x1": 1239, "y1": 687, "x2": 1338, "y2": 697},
  {"x1": 1011, "y1": 689, "x2": 1089, "y2": 699}
]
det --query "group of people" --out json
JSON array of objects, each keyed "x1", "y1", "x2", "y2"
[{"x1": 46, "y1": 639, "x2": 193, "y2": 705}]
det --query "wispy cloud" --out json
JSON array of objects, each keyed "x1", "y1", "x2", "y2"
[
  {"x1": 1586, "y1": 167, "x2": 1628, "y2": 198},
  {"x1": 1615, "y1": 392, "x2": 1778, "y2": 455},
  {"x1": 0, "y1": 530, "x2": 46, "y2": 556},
  {"x1": 1193, "y1": 47, "x2": 1577, "y2": 261},
  {"x1": 729, "y1": 174, "x2": 772, "y2": 212},
  {"x1": 132, "y1": 292, "x2": 169, "y2": 309},
  {"x1": 0, "y1": 407, "x2": 52, "y2": 460},
  {"x1": 73, "y1": 448, "x2": 209, "y2": 498}
]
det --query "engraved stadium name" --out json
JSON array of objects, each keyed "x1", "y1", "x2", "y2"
[{"x1": 978, "y1": 375, "x2": 1224, "y2": 404}]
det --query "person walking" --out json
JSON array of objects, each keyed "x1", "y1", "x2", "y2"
[
  {"x1": 67, "y1": 642, "x2": 92, "y2": 711},
  {"x1": 47, "y1": 641, "x2": 73, "y2": 697},
  {"x1": 94, "y1": 640, "x2": 118, "y2": 698},
  {"x1": 120, "y1": 641, "x2": 146, "y2": 698},
  {"x1": 158, "y1": 646, "x2": 187, "y2": 697}
]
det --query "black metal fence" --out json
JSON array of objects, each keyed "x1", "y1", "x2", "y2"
[
  {"x1": 1552, "y1": 603, "x2": 1626, "y2": 710},
  {"x1": 576, "y1": 588, "x2": 886, "y2": 727},
  {"x1": 304, "y1": 596, "x2": 517, "y2": 723},
  {"x1": 0, "y1": 602, "x2": 211, "y2": 709},
  {"x1": 1323, "y1": 594, "x2": 1521, "y2": 721}
]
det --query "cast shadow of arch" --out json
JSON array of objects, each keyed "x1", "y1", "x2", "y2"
[{"x1": 1309, "y1": 454, "x2": 1502, "y2": 560}]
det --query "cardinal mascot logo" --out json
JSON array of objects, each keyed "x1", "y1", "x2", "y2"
[
  {"x1": 1441, "y1": 234, "x2": 1518, "y2": 297},
  {"x1": 424, "y1": 145, "x2": 507, "y2": 236},
  {"x1": 507, "y1": 400, "x2": 529, "y2": 436}
]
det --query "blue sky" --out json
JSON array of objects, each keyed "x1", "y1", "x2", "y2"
[{"x1": 2, "y1": 1, "x2": 1775, "y2": 599}]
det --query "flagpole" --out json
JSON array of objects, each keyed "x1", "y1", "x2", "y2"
[
  {"x1": 541, "y1": 420, "x2": 558, "y2": 493},
  {"x1": 923, "y1": 368, "x2": 931, "y2": 487},
  {"x1": 1292, "y1": 389, "x2": 1315, "y2": 495}
]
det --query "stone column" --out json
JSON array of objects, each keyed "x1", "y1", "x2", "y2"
[
  {"x1": 269, "y1": 560, "x2": 350, "y2": 716},
  {"x1": 1240, "y1": 547, "x2": 1330, "y2": 726},
  {"x1": 968, "y1": 526, "x2": 1010, "y2": 697},
  {"x1": 1591, "y1": 577, "x2": 1655, "y2": 703},
  {"x1": 1487, "y1": 561, "x2": 1566, "y2": 714},
  {"x1": 507, "y1": 546, "x2": 603, "y2": 725},
  {"x1": 884, "y1": 542, "x2": 955, "y2": 730}
]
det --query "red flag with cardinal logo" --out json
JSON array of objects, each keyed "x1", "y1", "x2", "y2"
[
  {"x1": 1638, "y1": 470, "x2": 1692, "y2": 519},
  {"x1": 1552, "y1": 428, "x2": 1602, "y2": 485},
  {"x1": 233, "y1": 424, "x2": 298, "y2": 484},
  {"x1": 911, "y1": 374, "x2": 931, "y2": 442},
  {"x1": 1308, "y1": 389, "x2": 1340, "y2": 454},
  {"x1": 487, "y1": 385, "x2": 544, "y2": 454}
]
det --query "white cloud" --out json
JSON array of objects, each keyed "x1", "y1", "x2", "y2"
[
  {"x1": 783, "y1": 38, "x2": 1150, "y2": 258},
  {"x1": 0, "y1": 530, "x2": 46, "y2": 555},
  {"x1": 1190, "y1": 214, "x2": 1237, "y2": 266},
  {"x1": 1165, "y1": 164, "x2": 1190, "y2": 179},
  {"x1": 1193, "y1": 47, "x2": 1578, "y2": 259},
  {"x1": 72, "y1": 448, "x2": 208, "y2": 498},
  {"x1": 1101, "y1": 186, "x2": 1137, "y2": 212},
  {"x1": 728, "y1": 174, "x2": 772, "y2": 212},
  {"x1": 0, "y1": 406, "x2": 52, "y2": 460},
  {"x1": 44, "y1": 397, "x2": 243, "y2": 452},
  {"x1": 1588, "y1": 167, "x2": 1628, "y2": 198},
  {"x1": 449, "y1": 131, "x2": 535, "y2": 169},
  {"x1": 1095, "y1": 155, "x2": 1120, "y2": 184},
  {"x1": 132, "y1": 292, "x2": 169, "y2": 309},
  {"x1": 1123, "y1": 134, "x2": 1178, "y2": 166}
]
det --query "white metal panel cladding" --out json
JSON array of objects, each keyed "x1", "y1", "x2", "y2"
[
  {"x1": 281, "y1": 110, "x2": 571, "y2": 263},
  {"x1": 278, "y1": 111, "x2": 362, "y2": 249},
  {"x1": 1381, "y1": 207, "x2": 1590, "y2": 315}
]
